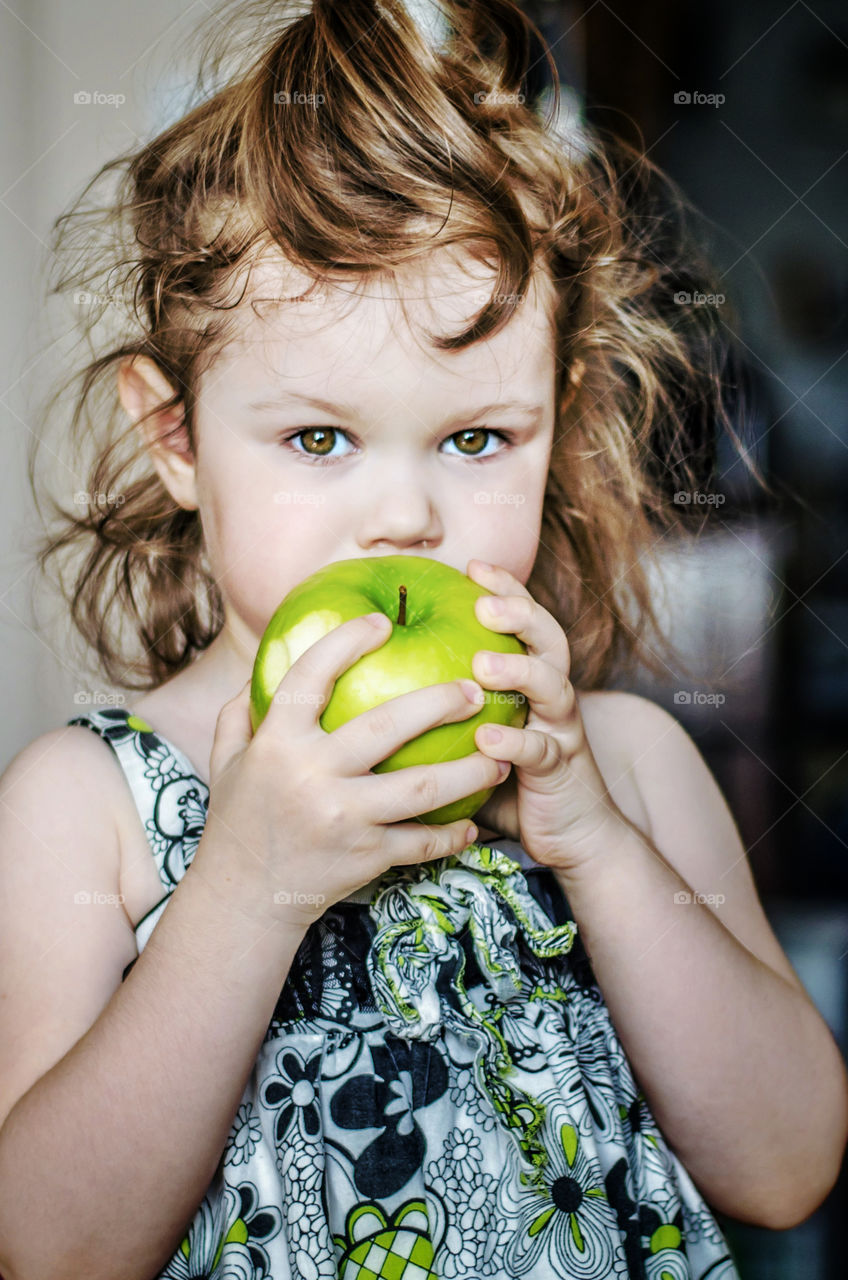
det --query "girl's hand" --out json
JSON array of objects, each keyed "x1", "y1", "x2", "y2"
[
  {"x1": 467, "y1": 559, "x2": 629, "y2": 874},
  {"x1": 197, "y1": 614, "x2": 506, "y2": 932}
]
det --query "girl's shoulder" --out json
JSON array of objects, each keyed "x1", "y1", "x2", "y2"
[
  {"x1": 0, "y1": 721, "x2": 159, "y2": 935},
  {"x1": 579, "y1": 690, "x2": 807, "y2": 994},
  {"x1": 0, "y1": 724, "x2": 139, "y2": 1131},
  {"x1": 576, "y1": 686, "x2": 717, "y2": 848},
  {"x1": 0, "y1": 722, "x2": 132, "y2": 876},
  {"x1": 575, "y1": 689, "x2": 654, "y2": 839}
]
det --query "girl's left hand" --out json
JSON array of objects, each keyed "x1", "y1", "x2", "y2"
[{"x1": 466, "y1": 559, "x2": 628, "y2": 873}]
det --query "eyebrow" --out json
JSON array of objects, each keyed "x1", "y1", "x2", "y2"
[{"x1": 246, "y1": 391, "x2": 546, "y2": 425}]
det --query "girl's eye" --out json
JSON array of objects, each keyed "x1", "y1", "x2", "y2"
[
  {"x1": 284, "y1": 428, "x2": 351, "y2": 463},
  {"x1": 443, "y1": 428, "x2": 508, "y2": 459},
  {"x1": 282, "y1": 426, "x2": 511, "y2": 465}
]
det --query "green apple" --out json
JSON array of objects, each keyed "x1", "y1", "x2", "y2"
[{"x1": 250, "y1": 555, "x2": 528, "y2": 825}]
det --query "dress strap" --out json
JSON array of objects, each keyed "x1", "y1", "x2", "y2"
[{"x1": 65, "y1": 706, "x2": 210, "y2": 953}]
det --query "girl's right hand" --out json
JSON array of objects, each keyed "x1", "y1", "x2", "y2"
[{"x1": 195, "y1": 613, "x2": 511, "y2": 931}]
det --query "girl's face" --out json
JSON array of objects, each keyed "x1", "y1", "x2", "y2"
[{"x1": 158, "y1": 248, "x2": 557, "y2": 667}]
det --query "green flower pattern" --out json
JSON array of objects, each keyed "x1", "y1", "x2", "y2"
[{"x1": 67, "y1": 708, "x2": 742, "y2": 1279}]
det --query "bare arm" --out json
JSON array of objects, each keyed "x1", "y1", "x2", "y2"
[
  {"x1": 0, "y1": 850, "x2": 307, "y2": 1280},
  {"x1": 554, "y1": 818, "x2": 848, "y2": 1232}
]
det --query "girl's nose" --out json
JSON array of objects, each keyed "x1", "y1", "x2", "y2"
[{"x1": 356, "y1": 485, "x2": 442, "y2": 553}]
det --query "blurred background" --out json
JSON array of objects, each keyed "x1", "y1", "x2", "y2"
[{"x1": 1, "y1": 0, "x2": 846, "y2": 1274}]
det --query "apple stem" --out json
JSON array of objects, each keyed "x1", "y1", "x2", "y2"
[{"x1": 397, "y1": 584, "x2": 407, "y2": 626}]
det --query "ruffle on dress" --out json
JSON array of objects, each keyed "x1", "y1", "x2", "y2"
[{"x1": 366, "y1": 842, "x2": 578, "y2": 1188}]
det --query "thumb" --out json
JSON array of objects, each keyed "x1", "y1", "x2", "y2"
[{"x1": 209, "y1": 677, "x2": 253, "y2": 784}]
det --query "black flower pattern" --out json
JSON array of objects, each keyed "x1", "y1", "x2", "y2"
[
  {"x1": 262, "y1": 1045, "x2": 323, "y2": 1143},
  {"x1": 330, "y1": 1035, "x2": 450, "y2": 1199}
]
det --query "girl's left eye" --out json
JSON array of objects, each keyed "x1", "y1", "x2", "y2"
[{"x1": 280, "y1": 426, "x2": 513, "y2": 465}]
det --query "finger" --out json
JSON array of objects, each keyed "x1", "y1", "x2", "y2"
[
  {"x1": 376, "y1": 815, "x2": 480, "y2": 868},
  {"x1": 362, "y1": 750, "x2": 510, "y2": 826},
  {"x1": 468, "y1": 565, "x2": 569, "y2": 671},
  {"x1": 474, "y1": 721, "x2": 569, "y2": 780},
  {"x1": 466, "y1": 559, "x2": 534, "y2": 600},
  {"x1": 255, "y1": 612, "x2": 392, "y2": 738},
  {"x1": 329, "y1": 676, "x2": 487, "y2": 775},
  {"x1": 210, "y1": 678, "x2": 253, "y2": 784},
  {"x1": 471, "y1": 649, "x2": 576, "y2": 727}
]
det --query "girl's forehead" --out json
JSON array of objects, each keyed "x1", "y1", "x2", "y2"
[{"x1": 214, "y1": 246, "x2": 556, "y2": 386}]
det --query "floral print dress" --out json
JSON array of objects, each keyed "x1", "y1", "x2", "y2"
[{"x1": 67, "y1": 706, "x2": 742, "y2": 1280}]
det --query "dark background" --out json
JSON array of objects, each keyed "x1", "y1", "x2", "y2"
[{"x1": 516, "y1": 1, "x2": 848, "y2": 1274}]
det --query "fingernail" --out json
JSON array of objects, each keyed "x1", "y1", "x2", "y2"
[
  {"x1": 475, "y1": 561, "x2": 494, "y2": 573},
  {"x1": 459, "y1": 678, "x2": 486, "y2": 705},
  {"x1": 367, "y1": 612, "x2": 390, "y2": 628},
  {"x1": 482, "y1": 725, "x2": 503, "y2": 744},
  {"x1": 496, "y1": 759, "x2": 511, "y2": 777},
  {"x1": 483, "y1": 596, "x2": 505, "y2": 615}
]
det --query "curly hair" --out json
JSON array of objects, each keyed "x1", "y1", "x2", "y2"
[{"x1": 26, "y1": 0, "x2": 769, "y2": 693}]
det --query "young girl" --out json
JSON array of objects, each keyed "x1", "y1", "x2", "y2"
[{"x1": 2, "y1": 1, "x2": 846, "y2": 1277}]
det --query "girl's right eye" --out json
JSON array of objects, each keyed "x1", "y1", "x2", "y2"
[{"x1": 282, "y1": 427, "x2": 353, "y2": 465}]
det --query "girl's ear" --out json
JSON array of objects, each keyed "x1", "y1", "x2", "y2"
[{"x1": 118, "y1": 356, "x2": 199, "y2": 511}]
